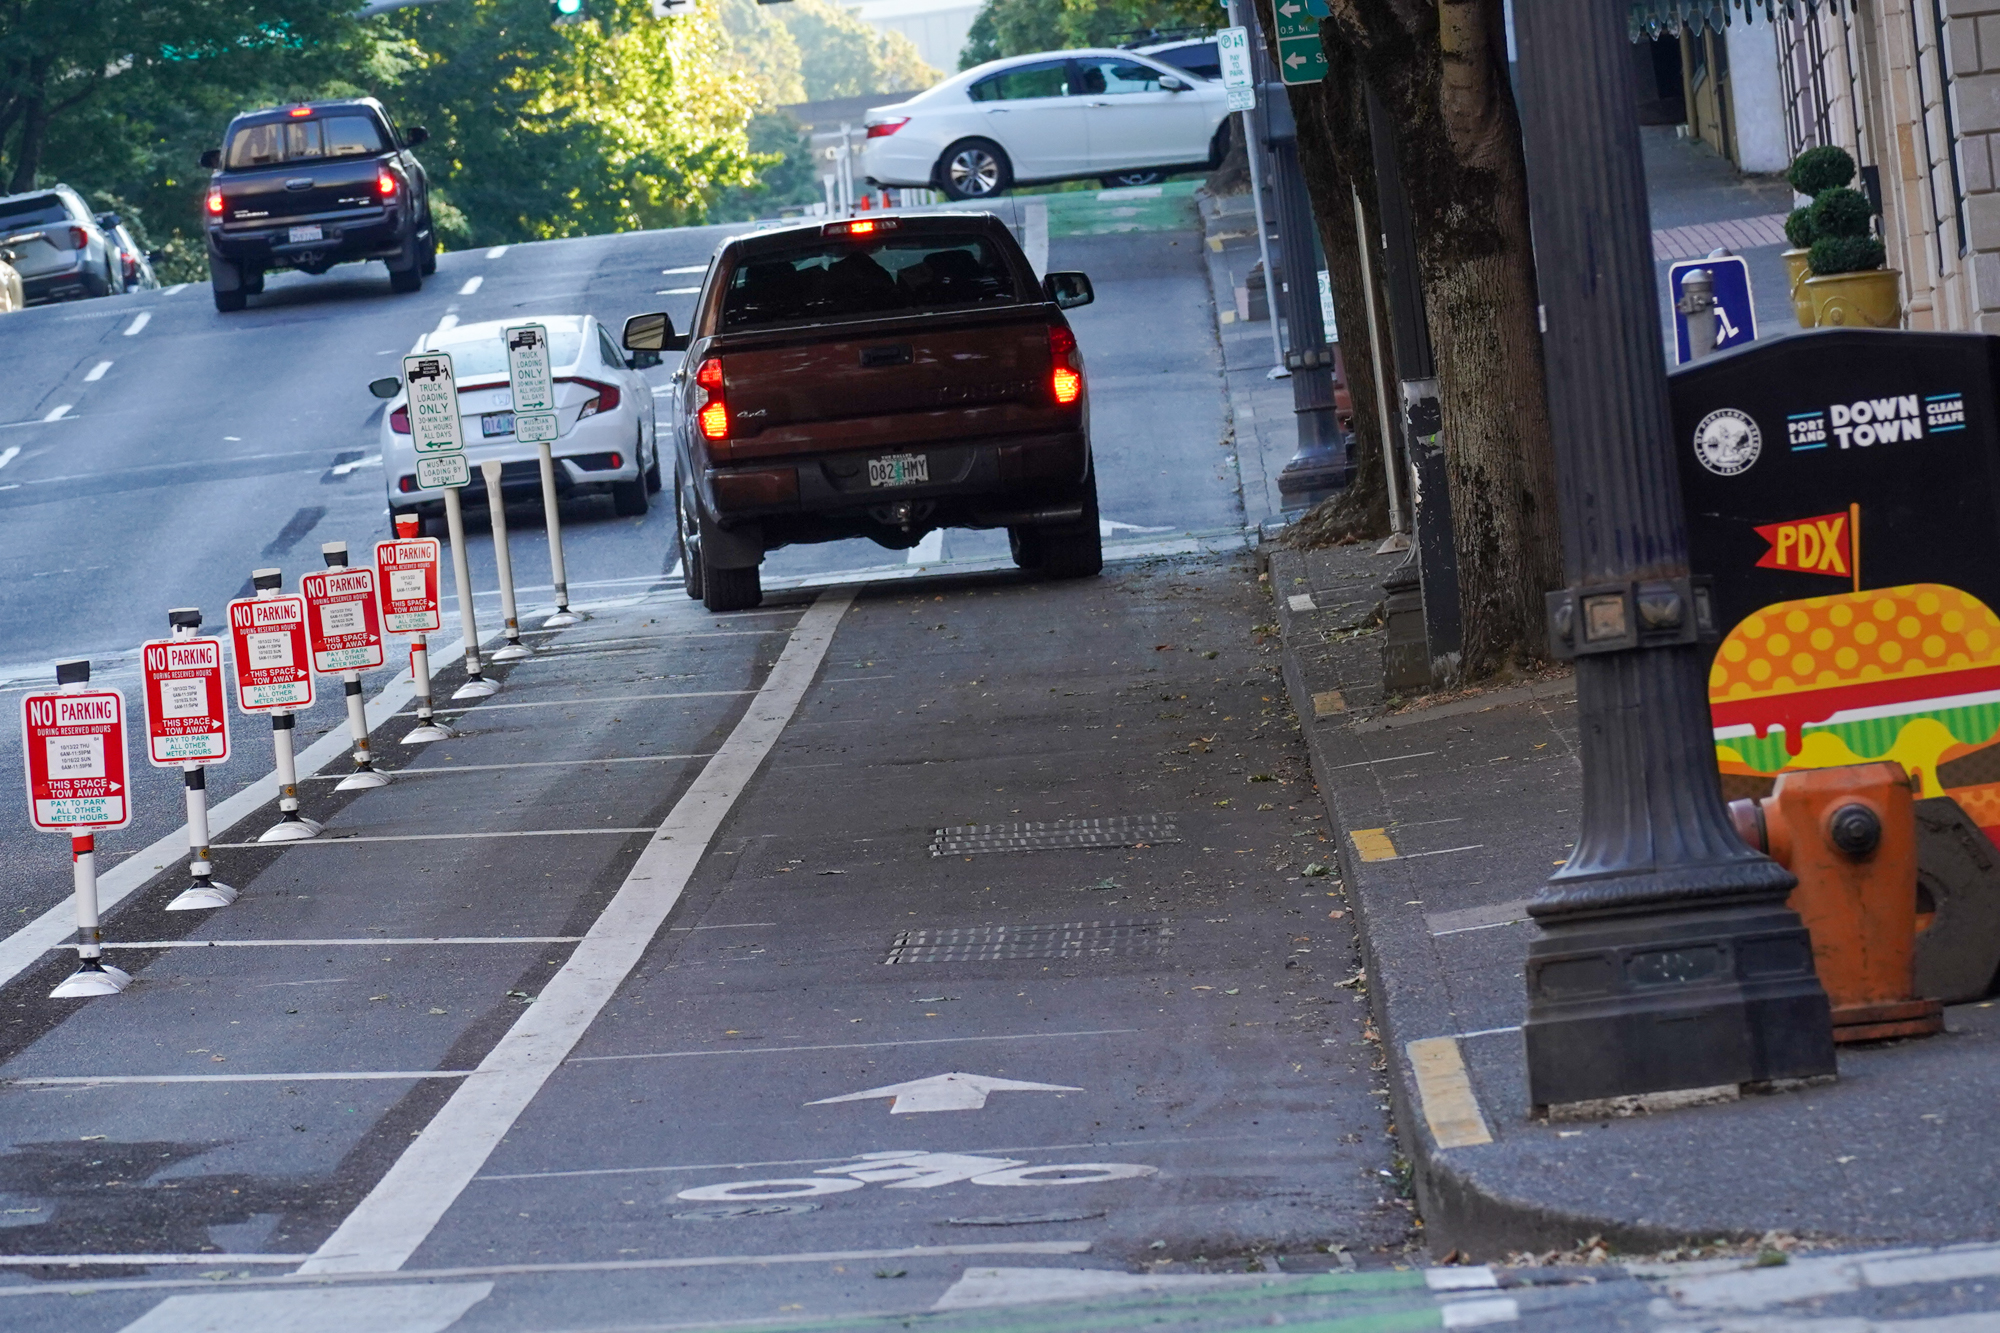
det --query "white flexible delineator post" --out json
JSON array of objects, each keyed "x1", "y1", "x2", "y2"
[
  {"x1": 482, "y1": 458, "x2": 532, "y2": 662},
  {"x1": 50, "y1": 834, "x2": 131, "y2": 998},
  {"x1": 537, "y1": 442, "x2": 577, "y2": 628},
  {"x1": 443, "y1": 486, "x2": 497, "y2": 699},
  {"x1": 165, "y1": 763, "x2": 236, "y2": 910},
  {"x1": 259, "y1": 710, "x2": 322, "y2": 843},
  {"x1": 335, "y1": 671, "x2": 389, "y2": 789},
  {"x1": 402, "y1": 633, "x2": 452, "y2": 743}
]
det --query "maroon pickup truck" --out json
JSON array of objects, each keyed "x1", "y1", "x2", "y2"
[{"x1": 620, "y1": 212, "x2": 1100, "y2": 612}]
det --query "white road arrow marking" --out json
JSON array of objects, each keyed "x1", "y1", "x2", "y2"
[
  {"x1": 808, "y1": 1072, "x2": 1081, "y2": 1114},
  {"x1": 0, "y1": 446, "x2": 19, "y2": 470}
]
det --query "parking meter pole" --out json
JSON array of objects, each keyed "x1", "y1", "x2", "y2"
[
  {"x1": 320, "y1": 542, "x2": 389, "y2": 790},
  {"x1": 250, "y1": 569, "x2": 321, "y2": 843},
  {"x1": 442, "y1": 486, "x2": 497, "y2": 700},
  {"x1": 1513, "y1": 0, "x2": 1835, "y2": 1105},
  {"x1": 163, "y1": 610, "x2": 236, "y2": 911},
  {"x1": 480, "y1": 459, "x2": 531, "y2": 661},
  {"x1": 537, "y1": 442, "x2": 577, "y2": 627},
  {"x1": 1229, "y1": 0, "x2": 1286, "y2": 376},
  {"x1": 1677, "y1": 267, "x2": 1717, "y2": 361},
  {"x1": 1259, "y1": 90, "x2": 1347, "y2": 493},
  {"x1": 44, "y1": 658, "x2": 133, "y2": 999}
]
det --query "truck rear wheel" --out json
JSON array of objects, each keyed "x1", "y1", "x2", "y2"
[
  {"x1": 675, "y1": 480, "x2": 704, "y2": 600},
  {"x1": 703, "y1": 563, "x2": 761, "y2": 612},
  {"x1": 1035, "y1": 477, "x2": 1102, "y2": 579}
]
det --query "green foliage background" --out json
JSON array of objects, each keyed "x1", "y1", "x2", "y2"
[
  {"x1": 0, "y1": 0, "x2": 938, "y2": 282},
  {"x1": 959, "y1": 0, "x2": 1217, "y2": 68}
]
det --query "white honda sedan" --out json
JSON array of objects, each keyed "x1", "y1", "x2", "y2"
[
  {"x1": 378, "y1": 315, "x2": 660, "y2": 531},
  {"x1": 861, "y1": 49, "x2": 1233, "y2": 200}
]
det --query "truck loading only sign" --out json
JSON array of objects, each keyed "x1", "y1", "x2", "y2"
[{"x1": 1668, "y1": 328, "x2": 2000, "y2": 837}]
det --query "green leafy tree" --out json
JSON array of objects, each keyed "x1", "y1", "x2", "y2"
[
  {"x1": 772, "y1": 0, "x2": 938, "y2": 101},
  {"x1": 959, "y1": 0, "x2": 1214, "y2": 68}
]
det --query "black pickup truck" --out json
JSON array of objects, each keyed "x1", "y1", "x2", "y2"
[{"x1": 200, "y1": 97, "x2": 435, "y2": 312}]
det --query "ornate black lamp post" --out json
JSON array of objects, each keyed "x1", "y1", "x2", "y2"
[{"x1": 1511, "y1": 0, "x2": 1837, "y2": 1107}]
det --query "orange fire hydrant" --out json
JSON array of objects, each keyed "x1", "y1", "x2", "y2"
[{"x1": 1729, "y1": 762, "x2": 1944, "y2": 1043}]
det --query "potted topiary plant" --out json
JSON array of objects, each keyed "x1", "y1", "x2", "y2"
[{"x1": 1786, "y1": 145, "x2": 1900, "y2": 327}]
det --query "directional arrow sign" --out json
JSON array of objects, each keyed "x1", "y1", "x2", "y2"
[
  {"x1": 808, "y1": 1072, "x2": 1081, "y2": 1114},
  {"x1": 1271, "y1": 0, "x2": 1326, "y2": 85}
]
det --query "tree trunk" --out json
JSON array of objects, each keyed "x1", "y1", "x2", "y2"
[
  {"x1": 8, "y1": 60, "x2": 49, "y2": 195},
  {"x1": 1316, "y1": 0, "x2": 1563, "y2": 676}
]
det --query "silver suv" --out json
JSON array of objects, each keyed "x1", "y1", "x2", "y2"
[{"x1": 0, "y1": 186, "x2": 119, "y2": 304}]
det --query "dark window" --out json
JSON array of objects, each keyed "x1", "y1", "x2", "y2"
[
  {"x1": 969, "y1": 60, "x2": 1072, "y2": 102},
  {"x1": 0, "y1": 194, "x2": 71, "y2": 230},
  {"x1": 597, "y1": 325, "x2": 623, "y2": 366},
  {"x1": 1075, "y1": 58, "x2": 1170, "y2": 95},
  {"x1": 719, "y1": 234, "x2": 1022, "y2": 331},
  {"x1": 226, "y1": 115, "x2": 386, "y2": 168},
  {"x1": 1150, "y1": 42, "x2": 1220, "y2": 80}
]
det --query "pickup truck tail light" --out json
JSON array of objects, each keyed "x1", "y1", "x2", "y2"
[
  {"x1": 696, "y1": 357, "x2": 729, "y2": 442},
  {"x1": 567, "y1": 377, "x2": 621, "y2": 420},
  {"x1": 378, "y1": 168, "x2": 397, "y2": 198},
  {"x1": 1048, "y1": 324, "x2": 1082, "y2": 405},
  {"x1": 390, "y1": 405, "x2": 410, "y2": 434},
  {"x1": 866, "y1": 118, "x2": 909, "y2": 138},
  {"x1": 207, "y1": 189, "x2": 224, "y2": 215}
]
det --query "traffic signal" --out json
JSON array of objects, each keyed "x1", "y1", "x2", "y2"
[{"x1": 551, "y1": 0, "x2": 583, "y2": 20}]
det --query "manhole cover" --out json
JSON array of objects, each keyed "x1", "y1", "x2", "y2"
[
  {"x1": 672, "y1": 1203, "x2": 821, "y2": 1221},
  {"x1": 886, "y1": 918, "x2": 1171, "y2": 964},
  {"x1": 929, "y1": 815, "x2": 1179, "y2": 857}
]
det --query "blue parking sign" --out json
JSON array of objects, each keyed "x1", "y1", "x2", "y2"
[{"x1": 1669, "y1": 256, "x2": 1757, "y2": 364}]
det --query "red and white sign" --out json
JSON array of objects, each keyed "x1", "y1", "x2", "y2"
[
  {"x1": 21, "y1": 689, "x2": 131, "y2": 830},
  {"x1": 374, "y1": 537, "x2": 442, "y2": 633},
  {"x1": 302, "y1": 567, "x2": 386, "y2": 672},
  {"x1": 141, "y1": 637, "x2": 230, "y2": 766},
  {"x1": 227, "y1": 595, "x2": 314, "y2": 711}
]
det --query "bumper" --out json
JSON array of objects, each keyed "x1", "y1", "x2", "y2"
[
  {"x1": 23, "y1": 263, "x2": 95, "y2": 304},
  {"x1": 702, "y1": 431, "x2": 1090, "y2": 540},
  {"x1": 859, "y1": 139, "x2": 941, "y2": 189},
  {"x1": 209, "y1": 210, "x2": 404, "y2": 267}
]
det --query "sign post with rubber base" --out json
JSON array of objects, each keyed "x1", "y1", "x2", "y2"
[
  {"x1": 23, "y1": 659, "x2": 134, "y2": 997},
  {"x1": 142, "y1": 609, "x2": 236, "y2": 910},
  {"x1": 505, "y1": 323, "x2": 578, "y2": 627},
  {"x1": 404, "y1": 350, "x2": 496, "y2": 700},
  {"x1": 307, "y1": 542, "x2": 389, "y2": 790},
  {"x1": 379, "y1": 514, "x2": 451, "y2": 742},
  {"x1": 479, "y1": 457, "x2": 532, "y2": 661},
  {"x1": 228, "y1": 569, "x2": 320, "y2": 843}
]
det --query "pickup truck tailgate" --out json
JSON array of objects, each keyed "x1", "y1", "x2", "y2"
[
  {"x1": 221, "y1": 159, "x2": 381, "y2": 227},
  {"x1": 710, "y1": 309, "x2": 1068, "y2": 458}
]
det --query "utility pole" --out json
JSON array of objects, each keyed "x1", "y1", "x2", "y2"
[{"x1": 1512, "y1": 0, "x2": 1836, "y2": 1107}]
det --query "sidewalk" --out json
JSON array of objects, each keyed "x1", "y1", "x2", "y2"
[
  {"x1": 1197, "y1": 188, "x2": 1301, "y2": 536},
  {"x1": 1265, "y1": 541, "x2": 2000, "y2": 1259}
]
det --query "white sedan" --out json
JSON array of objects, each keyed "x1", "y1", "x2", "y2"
[
  {"x1": 377, "y1": 315, "x2": 661, "y2": 530},
  {"x1": 860, "y1": 49, "x2": 1233, "y2": 200}
]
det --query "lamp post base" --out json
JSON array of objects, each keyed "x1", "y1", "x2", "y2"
[{"x1": 1524, "y1": 901, "x2": 1837, "y2": 1110}]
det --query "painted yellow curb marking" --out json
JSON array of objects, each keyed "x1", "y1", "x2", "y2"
[
  {"x1": 1408, "y1": 1036, "x2": 1495, "y2": 1149},
  {"x1": 1349, "y1": 827, "x2": 1398, "y2": 861}
]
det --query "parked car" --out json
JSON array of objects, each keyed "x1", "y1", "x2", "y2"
[
  {"x1": 632, "y1": 211, "x2": 1100, "y2": 613},
  {"x1": 97, "y1": 213, "x2": 160, "y2": 291},
  {"x1": 201, "y1": 97, "x2": 435, "y2": 312},
  {"x1": 370, "y1": 315, "x2": 661, "y2": 532},
  {"x1": 860, "y1": 49, "x2": 1232, "y2": 200},
  {"x1": 0, "y1": 186, "x2": 120, "y2": 303}
]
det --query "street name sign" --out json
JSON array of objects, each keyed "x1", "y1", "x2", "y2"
[
  {"x1": 22, "y1": 689, "x2": 131, "y2": 830},
  {"x1": 1218, "y1": 27, "x2": 1257, "y2": 111},
  {"x1": 140, "y1": 638, "x2": 230, "y2": 766},
  {"x1": 1271, "y1": 0, "x2": 1326, "y2": 84},
  {"x1": 227, "y1": 595, "x2": 314, "y2": 711},
  {"x1": 302, "y1": 567, "x2": 386, "y2": 672},
  {"x1": 375, "y1": 536, "x2": 442, "y2": 633},
  {"x1": 1670, "y1": 256, "x2": 1757, "y2": 364}
]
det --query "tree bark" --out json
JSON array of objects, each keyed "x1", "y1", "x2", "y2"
[
  {"x1": 1308, "y1": 0, "x2": 1563, "y2": 675},
  {"x1": 6, "y1": 57, "x2": 50, "y2": 195}
]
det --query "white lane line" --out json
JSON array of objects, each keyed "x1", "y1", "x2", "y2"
[
  {"x1": 667, "y1": 922, "x2": 778, "y2": 931},
  {"x1": 163, "y1": 283, "x2": 189, "y2": 296},
  {"x1": 568, "y1": 1027, "x2": 1141, "y2": 1065},
  {"x1": 906, "y1": 529, "x2": 945, "y2": 566},
  {"x1": 212, "y1": 828, "x2": 654, "y2": 849},
  {"x1": 330, "y1": 453, "x2": 381, "y2": 477},
  {"x1": 459, "y1": 275, "x2": 483, "y2": 295},
  {"x1": 305, "y1": 753, "x2": 713, "y2": 780},
  {"x1": 0, "y1": 1254, "x2": 306, "y2": 1267},
  {"x1": 661, "y1": 265, "x2": 705, "y2": 274},
  {"x1": 0, "y1": 415, "x2": 79, "y2": 429},
  {"x1": 10, "y1": 1071, "x2": 474, "y2": 1087},
  {"x1": 301, "y1": 588, "x2": 855, "y2": 1275},
  {"x1": 123, "y1": 311, "x2": 151, "y2": 336},
  {"x1": 485, "y1": 245, "x2": 509, "y2": 259},
  {"x1": 434, "y1": 314, "x2": 458, "y2": 332},
  {"x1": 119, "y1": 1285, "x2": 496, "y2": 1333},
  {"x1": 1439, "y1": 1297, "x2": 1519, "y2": 1327},
  {"x1": 84, "y1": 360, "x2": 112, "y2": 382},
  {"x1": 420, "y1": 689, "x2": 754, "y2": 715},
  {"x1": 105, "y1": 937, "x2": 582, "y2": 948},
  {"x1": 0, "y1": 1244, "x2": 1091, "y2": 1301},
  {"x1": 0, "y1": 446, "x2": 18, "y2": 470},
  {"x1": 41, "y1": 404, "x2": 71, "y2": 422},
  {"x1": 1329, "y1": 750, "x2": 1440, "y2": 770},
  {"x1": 656, "y1": 286, "x2": 700, "y2": 295}
]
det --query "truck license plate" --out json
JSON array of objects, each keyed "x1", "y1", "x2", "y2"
[
  {"x1": 868, "y1": 453, "x2": 929, "y2": 487},
  {"x1": 481, "y1": 412, "x2": 515, "y2": 438},
  {"x1": 288, "y1": 224, "x2": 323, "y2": 243}
]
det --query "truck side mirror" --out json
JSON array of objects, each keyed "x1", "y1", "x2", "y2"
[
  {"x1": 624, "y1": 310, "x2": 689, "y2": 354},
  {"x1": 199, "y1": 149, "x2": 222, "y2": 169},
  {"x1": 368, "y1": 377, "x2": 402, "y2": 399},
  {"x1": 404, "y1": 125, "x2": 430, "y2": 147},
  {"x1": 1043, "y1": 271, "x2": 1094, "y2": 309}
]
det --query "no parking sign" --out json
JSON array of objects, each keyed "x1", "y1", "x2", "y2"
[
  {"x1": 227, "y1": 595, "x2": 314, "y2": 711},
  {"x1": 21, "y1": 689, "x2": 131, "y2": 830},
  {"x1": 302, "y1": 567, "x2": 386, "y2": 672},
  {"x1": 140, "y1": 637, "x2": 230, "y2": 765}
]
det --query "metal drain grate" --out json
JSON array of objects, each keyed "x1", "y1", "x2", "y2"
[
  {"x1": 929, "y1": 815, "x2": 1179, "y2": 857},
  {"x1": 886, "y1": 918, "x2": 1172, "y2": 964}
]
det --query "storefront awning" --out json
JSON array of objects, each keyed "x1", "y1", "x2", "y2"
[{"x1": 1630, "y1": 0, "x2": 1839, "y2": 41}]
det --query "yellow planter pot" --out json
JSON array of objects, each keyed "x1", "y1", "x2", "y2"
[
  {"x1": 1805, "y1": 268, "x2": 1902, "y2": 328},
  {"x1": 1783, "y1": 248, "x2": 1814, "y2": 327}
]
